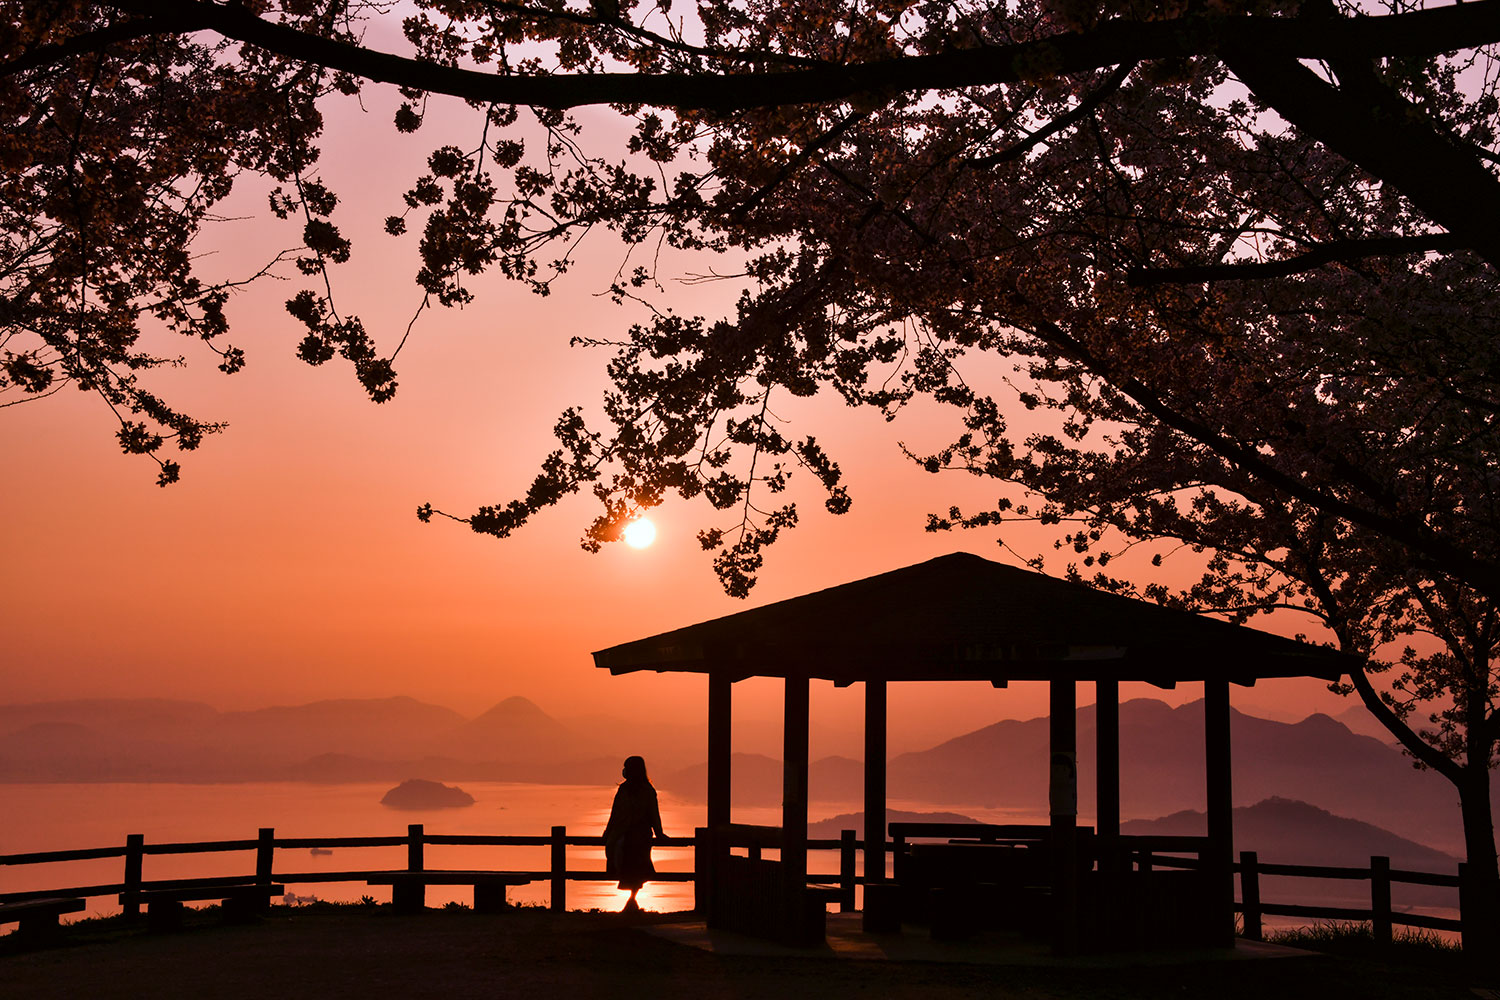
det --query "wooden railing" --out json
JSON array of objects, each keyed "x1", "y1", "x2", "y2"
[
  {"x1": 2, "y1": 825, "x2": 1471, "y2": 944},
  {"x1": 1236, "y1": 850, "x2": 1465, "y2": 943},
  {"x1": 0, "y1": 824, "x2": 857, "y2": 915},
  {"x1": 1136, "y1": 848, "x2": 1466, "y2": 942}
]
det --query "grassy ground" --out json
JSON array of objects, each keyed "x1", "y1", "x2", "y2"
[{"x1": 3, "y1": 904, "x2": 1493, "y2": 1000}]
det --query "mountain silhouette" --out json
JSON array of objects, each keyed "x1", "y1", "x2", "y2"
[
  {"x1": 1333, "y1": 704, "x2": 1402, "y2": 744},
  {"x1": 436, "y1": 696, "x2": 579, "y2": 763},
  {"x1": 657, "y1": 752, "x2": 866, "y2": 806},
  {"x1": 212, "y1": 697, "x2": 466, "y2": 762},
  {"x1": 0, "y1": 698, "x2": 217, "y2": 737}
]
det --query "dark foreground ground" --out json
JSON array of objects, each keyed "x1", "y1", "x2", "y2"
[{"x1": 2, "y1": 905, "x2": 1492, "y2": 1000}]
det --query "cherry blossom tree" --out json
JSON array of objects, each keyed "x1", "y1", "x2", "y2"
[{"x1": 4, "y1": 0, "x2": 1498, "y2": 942}]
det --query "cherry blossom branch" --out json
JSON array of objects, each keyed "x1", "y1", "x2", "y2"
[{"x1": 1126, "y1": 233, "x2": 1465, "y2": 286}]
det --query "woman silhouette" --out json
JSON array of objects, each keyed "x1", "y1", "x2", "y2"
[{"x1": 603, "y1": 755, "x2": 667, "y2": 912}]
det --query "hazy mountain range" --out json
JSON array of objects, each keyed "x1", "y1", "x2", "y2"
[{"x1": 1, "y1": 694, "x2": 1490, "y2": 858}]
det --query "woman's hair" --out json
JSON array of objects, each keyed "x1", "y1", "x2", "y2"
[{"x1": 622, "y1": 755, "x2": 649, "y2": 784}]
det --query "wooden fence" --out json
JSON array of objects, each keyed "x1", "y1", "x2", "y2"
[
  {"x1": 1, "y1": 827, "x2": 1470, "y2": 945},
  {"x1": 1136, "y1": 849, "x2": 1467, "y2": 943},
  {"x1": 1235, "y1": 850, "x2": 1465, "y2": 943},
  {"x1": 0, "y1": 824, "x2": 858, "y2": 916}
]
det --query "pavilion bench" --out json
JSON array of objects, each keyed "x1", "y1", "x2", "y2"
[
  {"x1": 365, "y1": 871, "x2": 533, "y2": 914},
  {"x1": 0, "y1": 897, "x2": 86, "y2": 941},
  {"x1": 119, "y1": 883, "x2": 284, "y2": 930}
]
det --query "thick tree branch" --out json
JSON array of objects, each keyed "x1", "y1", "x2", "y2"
[
  {"x1": 0, "y1": 14, "x2": 206, "y2": 78},
  {"x1": 101, "y1": 0, "x2": 1500, "y2": 112},
  {"x1": 1348, "y1": 660, "x2": 1461, "y2": 779},
  {"x1": 1222, "y1": 49, "x2": 1500, "y2": 271},
  {"x1": 1127, "y1": 233, "x2": 1466, "y2": 285}
]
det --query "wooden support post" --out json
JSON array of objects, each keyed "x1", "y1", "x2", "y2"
[
  {"x1": 783, "y1": 674, "x2": 810, "y2": 899},
  {"x1": 1205, "y1": 679, "x2": 1235, "y2": 947},
  {"x1": 123, "y1": 834, "x2": 144, "y2": 918},
  {"x1": 1371, "y1": 855, "x2": 1392, "y2": 946},
  {"x1": 693, "y1": 827, "x2": 708, "y2": 914},
  {"x1": 707, "y1": 672, "x2": 731, "y2": 925},
  {"x1": 551, "y1": 826, "x2": 567, "y2": 913},
  {"x1": 864, "y1": 678, "x2": 888, "y2": 889},
  {"x1": 783, "y1": 673, "x2": 812, "y2": 942},
  {"x1": 1240, "y1": 850, "x2": 1262, "y2": 941},
  {"x1": 839, "y1": 829, "x2": 857, "y2": 912},
  {"x1": 256, "y1": 828, "x2": 275, "y2": 885},
  {"x1": 1095, "y1": 679, "x2": 1120, "y2": 875},
  {"x1": 708, "y1": 673, "x2": 732, "y2": 833},
  {"x1": 1049, "y1": 677, "x2": 1078, "y2": 954}
]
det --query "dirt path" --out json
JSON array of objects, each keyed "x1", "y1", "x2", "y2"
[{"x1": 1, "y1": 907, "x2": 1486, "y2": 999}]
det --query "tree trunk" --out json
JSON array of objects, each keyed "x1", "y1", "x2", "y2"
[{"x1": 1459, "y1": 765, "x2": 1500, "y2": 955}]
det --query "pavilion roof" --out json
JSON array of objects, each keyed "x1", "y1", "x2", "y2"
[{"x1": 592, "y1": 552, "x2": 1352, "y2": 687}]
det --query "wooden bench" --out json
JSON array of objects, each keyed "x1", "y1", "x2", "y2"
[
  {"x1": 0, "y1": 897, "x2": 86, "y2": 940},
  {"x1": 365, "y1": 871, "x2": 533, "y2": 914},
  {"x1": 119, "y1": 883, "x2": 284, "y2": 930}
]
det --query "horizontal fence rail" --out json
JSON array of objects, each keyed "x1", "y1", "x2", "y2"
[{"x1": 1, "y1": 827, "x2": 1472, "y2": 946}]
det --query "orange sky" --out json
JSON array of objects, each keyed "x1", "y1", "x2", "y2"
[{"x1": 0, "y1": 78, "x2": 1350, "y2": 752}]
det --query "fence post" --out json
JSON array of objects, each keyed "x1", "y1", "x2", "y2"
[
  {"x1": 839, "y1": 829, "x2": 856, "y2": 913},
  {"x1": 256, "y1": 828, "x2": 275, "y2": 885},
  {"x1": 123, "y1": 834, "x2": 144, "y2": 917},
  {"x1": 1240, "y1": 850, "x2": 1262, "y2": 941},
  {"x1": 407, "y1": 823, "x2": 424, "y2": 872},
  {"x1": 694, "y1": 827, "x2": 708, "y2": 915},
  {"x1": 1371, "y1": 855, "x2": 1392, "y2": 946},
  {"x1": 551, "y1": 826, "x2": 566, "y2": 913}
]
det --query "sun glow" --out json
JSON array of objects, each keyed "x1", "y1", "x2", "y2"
[{"x1": 623, "y1": 517, "x2": 657, "y2": 549}]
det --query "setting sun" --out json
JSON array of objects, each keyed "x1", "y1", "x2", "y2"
[{"x1": 623, "y1": 518, "x2": 657, "y2": 549}]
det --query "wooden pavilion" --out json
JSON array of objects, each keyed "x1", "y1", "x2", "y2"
[{"x1": 593, "y1": 552, "x2": 1352, "y2": 950}]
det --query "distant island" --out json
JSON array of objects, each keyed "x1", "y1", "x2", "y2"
[
  {"x1": 808, "y1": 808, "x2": 981, "y2": 838},
  {"x1": 380, "y1": 778, "x2": 475, "y2": 810}
]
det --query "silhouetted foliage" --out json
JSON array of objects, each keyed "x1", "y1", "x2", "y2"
[{"x1": 3, "y1": 0, "x2": 1497, "y2": 943}]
